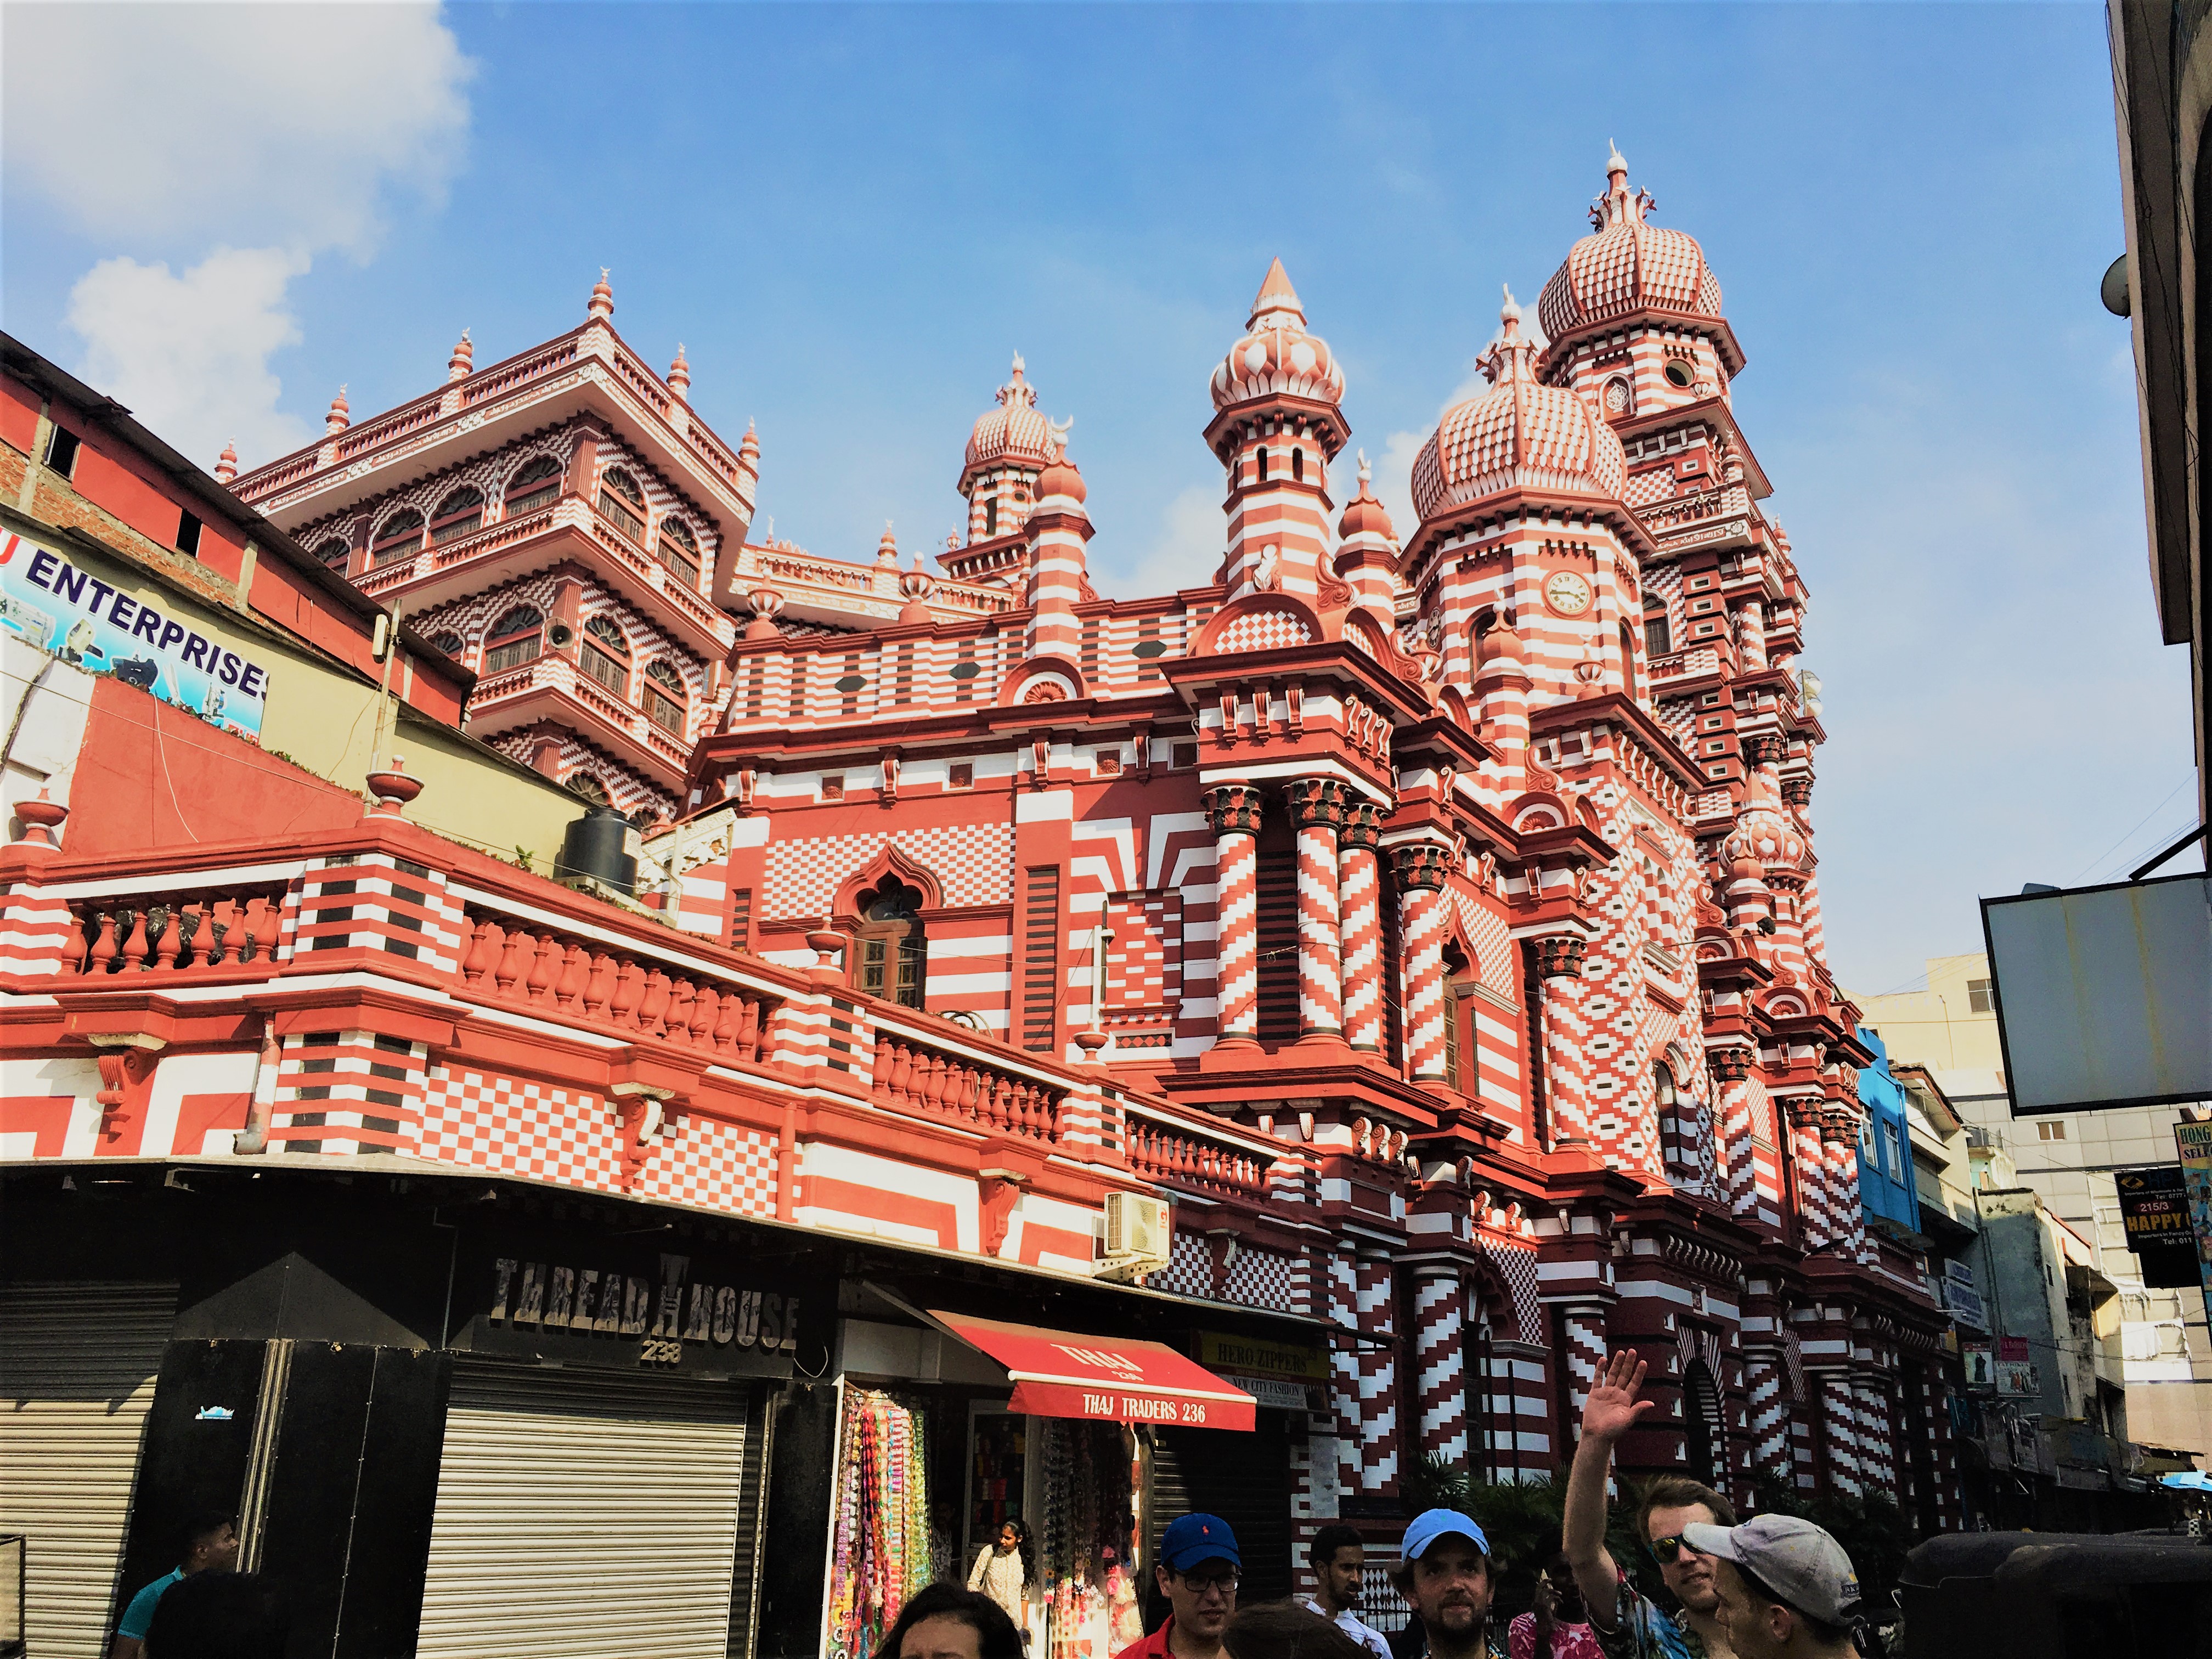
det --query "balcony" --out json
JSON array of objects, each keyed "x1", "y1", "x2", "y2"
[{"x1": 469, "y1": 650, "x2": 695, "y2": 787}]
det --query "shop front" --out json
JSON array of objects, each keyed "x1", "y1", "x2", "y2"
[{"x1": 819, "y1": 1284, "x2": 1323, "y2": 1659}]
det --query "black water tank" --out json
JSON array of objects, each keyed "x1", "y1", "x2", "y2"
[
  {"x1": 554, "y1": 804, "x2": 637, "y2": 893},
  {"x1": 1901, "y1": 1531, "x2": 2212, "y2": 1659}
]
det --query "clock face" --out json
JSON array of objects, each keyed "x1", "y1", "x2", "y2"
[{"x1": 1543, "y1": 570, "x2": 1594, "y2": 617}]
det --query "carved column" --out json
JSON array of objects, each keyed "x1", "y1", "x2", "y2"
[
  {"x1": 1338, "y1": 803, "x2": 1385, "y2": 1052},
  {"x1": 1286, "y1": 778, "x2": 1345, "y2": 1040},
  {"x1": 1204, "y1": 783, "x2": 1265, "y2": 1046},
  {"x1": 1392, "y1": 844, "x2": 1451, "y2": 1082}
]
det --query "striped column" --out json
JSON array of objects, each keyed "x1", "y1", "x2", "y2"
[
  {"x1": 1855, "y1": 1376, "x2": 1898, "y2": 1500},
  {"x1": 1392, "y1": 844, "x2": 1450, "y2": 1081},
  {"x1": 1204, "y1": 784, "x2": 1264, "y2": 1045},
  {"x1": 1745, "y1": 1351, "x2": 1791, "y2": 1482},
  {"x1": 1414, "y1": 1265, "x2": 1468, "y2": 1464},
  {"x1": 1785, "y1": 1099, "x2": 1830, "y2": 1250},
  {"x1": 1357, "y1": 1250, "x2": 1400, "y2": 1496},
  {"x1": 1710, "y1": 1046, "x2": 1758, "y2": 1217},
  {"x1": 1338, "y1": 805, "x2": 1385, "y2": 1052},
  {"x1": 1820, "y1": 1373, "x2": 1864, "y2": 1495},
  {"x1": 1022, "y1": 448, "x2": 1092, "y2": 668},
  {"x1": 1330, "y1": 1245, "x2": 1362, "y2": 1494},
  {"x1": 1559, "y1": 1303, "x2": 1610, "y2": 1438},
  {"x1": 1825, "y1": 1109, "x2": 1868, "y2": 1261},
  {"x1": 1286, "y1": 779, "x2": 1345, "y2": 1039}
]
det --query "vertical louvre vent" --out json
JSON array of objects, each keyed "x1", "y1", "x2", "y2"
[
  {"x1": 1254, "y1": 828, "x2": 1298, "y2": 1045},
  {"x1": 729, "y1": 888, "x2": 753, "y2": 952},
  {"x1": 1022, "y1": 866, "x2": 1060, "y2": 1052}
]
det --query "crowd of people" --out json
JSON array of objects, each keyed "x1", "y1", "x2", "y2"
[
  {"x1": 869, "y1": 1350, "x2": 1875, "y2": 1659},
  {"x1": 106, "y1": 1349, "x2": 1874, "y2": 1659}
]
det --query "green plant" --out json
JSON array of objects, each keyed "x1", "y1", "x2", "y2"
[{"x1": 510, "y1": 847, "x2": 534, "y2": 873}]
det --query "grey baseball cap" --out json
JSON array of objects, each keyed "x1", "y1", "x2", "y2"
[{"x1": 1681, "y1": 1515, "x2": 1861, "y2": 1626}]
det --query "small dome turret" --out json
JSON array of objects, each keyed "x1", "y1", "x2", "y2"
[{"x1": 1209, "y1": 258, "x2": 1345, "y2": 413}]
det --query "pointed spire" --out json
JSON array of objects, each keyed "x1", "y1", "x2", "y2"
[
  {"x1": 1607, "y1": 138, "x2": 1628, "y2": 179},
  {"x1": 213, "y1": 440, "x2": 239, "y2": 484},
  {"x1": 1247, "y1": 257, "x2": 1306, "y2": 330},
  {"x1": 447, "y1": 329, "x2": 473, "y2": 382},
  {"x1": 876, "y1": 521, "x2": 900, "y2": 567},
  {"x1": 668, "y1": 342, "x2": 691, "y2": 401},
  {"x1": 325, "y1": 385, "x2": 351, "y2": 435},
  {"x1": 1590, "y1": 144, "x2": 1652, "y2": 230},
  {"x1": 588, "y1": 268, "x2": 614, "y2": 321},
  {"x1": 997, "y1": 352, "x2": 1037, "y2": 410},
  {"x1": 1477, "y1": 286, "x2": 1539, "y2": 386}
]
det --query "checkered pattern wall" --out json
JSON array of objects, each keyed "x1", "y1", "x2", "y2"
[{"x1": 762, "y1": 823, "x2": 1016, "y2": 915}]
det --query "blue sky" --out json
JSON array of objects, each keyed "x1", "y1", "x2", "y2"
[{"x1": 2, "y1": 2, "x2": 2197, "y2": 995}]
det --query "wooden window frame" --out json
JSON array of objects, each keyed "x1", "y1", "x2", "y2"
[
  {"x1": 656, "y1": 515, "x2": 702, "y2": 590},
  {"x1": 598, "y1": 466, "x2": 647, "y2": 544},
  {"x1": 504, "y1": 454, "x2": 563, "y2": 517},
  {"x1": 370, "y1": 509, "x2": 426, "y2": 568},
  {"x1": 644, "y1": 659, "x2": 687, "y2": 735},
  {"x1": 482, "y1": 607, "x2": 545, "y2": 675},
  {"x1": 430, "y1": 485, "x2": 486, "y2": 545}
]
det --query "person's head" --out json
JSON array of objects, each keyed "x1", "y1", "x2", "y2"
[
  {"x1": 177, "y1": 1513, "x2": 239, "y2": 1575},
  {"x1": 1393, "y1": 1510, "x2": 1492, "y2": 1655},
  {"x1": 1221, "y1": 1600, "x2": 1375, "y2": 1659},
  {"x1": 871, "y1": 1583, "x2": 1024, "y2": 1659},
  {"x1": 1307, "y1": 1523, "x2": 1366, "y2": 1612},
  {"x1": 995, "y1": 1519, "x2": 1026, "y2": 1553},
  {"x1": 1155, "y1": 1514, "x2": 1241, "y2": 1644},
  {"x1": 1635, "y1": 1476, "x2": 1736, "y2": 1618},
  {"x1": 143, "y1": 1571, "x2": 285, "y2": 1659},
  {"x1": 1530, "y1": 1532, "x2": 1585, "y2": 1629},
  {"x1": 1681, "y1": 1516, "x2": 1861, "y2": 1659}
]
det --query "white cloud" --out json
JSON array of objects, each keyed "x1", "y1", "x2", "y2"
[
  {"x1": 1096, "y1": 483, "x2": 1226, "y2": 599},
  {"x1": 5, "y1": 3, "x2": 474, "y2": 471},
  {"x1": 66, "y1": 247, "x2": 313, "y2": 467},
  {"x1": 3, "y1": 2, "x2": 473, "y2": 256}
]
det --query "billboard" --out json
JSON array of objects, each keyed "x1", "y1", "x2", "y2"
[
  {"x1": 1980, "y1": 874, "x2": 2211, "y2": 1114},
  {"x1": 2179, "y1": 1121, "x2": 2212, "y2": 1331},
  {"x1": 0, "y1": 531, "x2": 272, "y2": 740},
  {"x1": 2115, "y1": 1165, "x2": 2201, "y2": 1289}
]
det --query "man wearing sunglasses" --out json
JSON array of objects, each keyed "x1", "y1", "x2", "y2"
[
  {"x1": 1116, "y1": 1513, "x2": 1240, "y2": 1659},
  {"x1": 1562, "y1": 1350, "x2": 1740, "y2": 1659}
]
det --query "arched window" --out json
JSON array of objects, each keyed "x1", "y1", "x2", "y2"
[
  {"x1": 314, "y1": 535, "x2": 352, "y2": 572},
  {"x1": 643, "y1": 659, "x2": 687, "y2": 736},
  {"x1": 370, "y1": 509, "x2": 425, "y2": 567},
  {"x1": 505, "y1": 454, "x2": 562, "y2": 516},
  {"x1": 598, "y1": 466, "x2": 646, "y2": 544},
  {"x1": 984, "y1": 496, "x2": 999, "y2": 538},
  {"x1": 567, "y1": 772, "x2": 611, "y2": 806},
  {"x1": 1255, "y1": 447, "x2": 1269, "y2": 483},
  {"x1": 430, "y1": 485, "x2": 485, "y2": 545},
  {"x1": 1291, "y1": 446, "x2": 1304, "y2": 482},
  {"x1": 482, "y1": 605, "x2": 544, "y2": 674},
  {"x1": 1443, "y1": 945, "x2": 1474, "y2": 1093},
  {"x1": 1621, "y1": 620, "x2": 1641, "y2": 699},
  {"x1": 656, "y1": 514, "x2": 701, "y2": 589},
  {"x1": 853, "y1": 876, "x2": 926, "y2": 1008},
  {"x1": 425, "y1": 630, "x2": 465, "y2": 661},
  {"x1": 1643, "y1": 596, "x2": 1672, "y2": 658},
  {"x1": 579, "y1": 614, "x2": 630, "y2": 695}
]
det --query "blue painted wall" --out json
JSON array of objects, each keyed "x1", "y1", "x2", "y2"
[{"x1": 1856, "y1": 1028, "x2": 1923, "y2": 1234}]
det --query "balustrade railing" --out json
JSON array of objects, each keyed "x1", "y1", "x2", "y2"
[
  {"x1": 454, "y1": 909, "x2": 774, "y2": 1063},
  {"x1": 869, "y1": 1030, "x2": 1062, "y2": 1142},
  {"x1": 1124, "y1": 1113, "x2": 1271, "y2": 1197},
  {"x1": 463, "y1": 340, "x2": 580, "y2": 407},
  {"x1": 57, "y1": 888, "x2": 290, "y2": 976}
]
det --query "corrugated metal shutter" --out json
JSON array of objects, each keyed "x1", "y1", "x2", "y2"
[
  {"x1": 724, "y1": 1389, "x2": 771, "y2": 1659},
  {"x1": 1147, "y1": 1417, "x2": 1294, "y2": 1600},
  {"x1": 416, "y1": 1361, "x2": 751, "y2": 1659},
  {"x1": 0, "y1": 1281, "x2": 176, "y2": 1659}
]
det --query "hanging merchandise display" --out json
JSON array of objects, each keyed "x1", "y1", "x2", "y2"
[
  {"x1": 1037, "y1": 1419, "x2": 1142, "y2": 1659},
  {"x1": 827, "y1": 1388, "x2": 934, "y2": 1659}
]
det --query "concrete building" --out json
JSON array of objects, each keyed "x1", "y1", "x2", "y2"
[{"x1": 1859, "y1": 953, "x2": 2211, "y2": 1460}]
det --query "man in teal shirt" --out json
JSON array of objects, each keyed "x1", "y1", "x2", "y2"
[{"x1": 111, "y1": 1513, "x2": 238, "y2": 1659}]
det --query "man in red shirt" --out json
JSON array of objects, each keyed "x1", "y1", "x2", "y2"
[{"x1": 1115, "y1": 1514, "x2": 1240, "y2": 1659}]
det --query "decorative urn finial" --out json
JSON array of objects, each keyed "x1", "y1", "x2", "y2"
[
  {"x1": 324, "y1": 385, "x2": 351, "y2": 435},
  {"x1": 213, "y1": 441, "x2": 239, "y2": 484},
  {"x1": 668, "y1": 343, "x2": 691, "y2": 401},
  {"x1": 588, "y1": 268, "x2": 614, "y2": 320},
  {"x1": 447, "y1": 329, "x2": 473, "y2": 382},
  {"x1": 364, "y1": 755, "x2": 425, "y2": 819}
]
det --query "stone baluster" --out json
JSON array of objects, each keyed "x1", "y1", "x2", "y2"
[
  {"x1": 462, "y1": 919, "x2": 498, "y2": 985},
  {"x1": 121, "y1": 909, "x2": 149, "y2": 971},
  {"x1": 151, "y1": 907, "x2": 182, "y2": 970},
  {"x1": 527, "y1": 935, "x2": 558, "y2": 1004},
  {"x1": 89, "y1": 912, "x2": 118, "y2": 974},
  {"x1": 691, "y1": 984, "x2": 718, "y2": 1046},
  {"x1": 610, "y1": 961, "x2": 644, "y2": 1028},
  {"x1": 61, "y1": 906, "x2": 88, "y2": 974},
  {"x1": 493, "y1": 928, "x2": 527, "y2": 995},
  {"x1": 637, "y1": 969, "x2": 670, "y2": 1036},
  {"x1": 582, "y1": 952, "x2": 614, "y2": 1017}
]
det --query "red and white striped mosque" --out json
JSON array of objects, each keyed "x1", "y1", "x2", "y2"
[{"x1": 65, "y1": 145, "x2": 1956, "y2": 1575}]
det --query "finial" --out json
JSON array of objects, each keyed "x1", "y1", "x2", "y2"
[
  {"x1": 1501, "y1": 283, "x2": 1521, "y2": 325},
  {"x1": 588, "y1": 268, "x2": 614, "y2": 320},
  {"x1": 447, "y1": 329, "x2": 475, "y2": 382},
  {"x1": 876, "y1": 521, "x2": 899, "y2": 565},
  {"x1": 668, "y1": 342, "x2": 691, "y2": 400},
  {"x1": 213, "y1": 440, "x2": 239, "y2": 484},
  {"x1": 1011, "y1": 351, "x2": 1025, "y2": 377},
  {"x1": 325, "y1": 385, "x2": 351, "y2": 435},
  {"x1": 1357, "y1": 448, "x2": 1370, "y2": 486},
  {"x1": 1248, "y1": 257, "x2": 1305, "y2": 330},
  {"x1": 1607, "y1": 138, "x2": 1628, "y2": 177},
  {"x1": 1046, "y1": 415, "x2": 1073, "y2": 461}
]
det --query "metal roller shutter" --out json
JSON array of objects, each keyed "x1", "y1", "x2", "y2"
[
  {"x1": 416, "y1": 1361, "x2": 752, "y2": 1659},
  {"x1": 0, "y1": 1281, "x2": 176, "y2": 1659},
  {"x1": 1146, "y1": 1415, "x2": 1294, "y2": 1601}
]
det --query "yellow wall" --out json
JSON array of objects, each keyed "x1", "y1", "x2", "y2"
[{"x1": 1853, "y1": 952, "x2": 2007, "y2": 1074}]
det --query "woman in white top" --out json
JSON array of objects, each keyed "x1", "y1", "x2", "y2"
[{"x1": 966, "y1": 1519, "x2": 1036, "y2": 1640}]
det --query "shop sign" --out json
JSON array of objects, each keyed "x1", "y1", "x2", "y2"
[
  {"x1": 2177, "y1": 1122, "x2": 2212, "y2": 1329},
  {"x1": 1962, "y1": 1341, "x2": 1994, "y2": 1391},
  {"x1": 2117, "y1": 1166, "x2": 2201, "y2": 1289},
  {"x1": 1197, "y1": 1330, "x2": 1328, "y2": 1413},
  {"x1": 1995, "y1": 1360, "x2": 2040, "y2": 1398},
  {"x1": 456, "y1": 1243, "x2": 802, "y2": 1378},
  {"x1": 1940, "y1": 1260, "x2": 1987, "y2": 1333},
  {"x1": 1, "y1": 533, "x2": 272, "y2": 739}
]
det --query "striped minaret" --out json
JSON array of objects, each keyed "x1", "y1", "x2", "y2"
[
  {"x1": 1737, "y1": 599, "x2": 1769, "y2": 671},
  {"x1": 1786, "y1": 1098, "x2": 1831, "y2": 1249},
  {"x1": 1204, "y1": 783, "x2": 1264, "y2": 1046},
  {"x1": 1206, "y1": 259, "x2": 1348, "y2": 603},
  {"x1": 1472, "y1": 614, "x2": 1533, "y2": 787},
  {"x1": 1334, "y1": 451, "x2": 1400, "y2": 628},
  {"x1": 1854, "y1": 1375, "x2": 1899, "y2": 1499},
  {"x1": 1338, "y1": 803, "x2": 1385, "y2": 1052},
  {"x1": 1021, "y1": 433, "x2": 1090, "y2": 671},
  {"x1": 1414, "y1": 1265, "x2": 1469, "y2": 1464},
  {"x1": 1392, "y1": 844, "x2": 1451, "y2": 1082},
  {"x1": 1286, "y1": 778, "x2": 1344, "y2": 1041}
]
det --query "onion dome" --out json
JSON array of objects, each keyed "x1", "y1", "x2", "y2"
[
  {"x1": 1475, "y1": 611, "x2": 1530, "y2": 674},
  {"x1": 588, "y1": 268, "x2": 614, "y2": 321},
  {"x1": 324, "y1": 385, "x2": 351, "y2": 435},
  {"x1": 962, "y1": 355, "x2": 1056, "y2": 488},
  {"x1": 1412, "y1": 289, "x2": 1627, "y2": 523},
  {"x1": 1536, "y1": 145, "x2": 1722, "y2": 345},
  {"x1": 1723, "y1": 805, "x2": 1806, "y2": 879},
  {"x1": 1209, "y1": 258, "x2": 1345, "y2": 412},
  {"x1": 668, "y1": 343, "x2": 691, "y2": 401},
  {"x1": 1338, "y1": 449, "x2": 1395, "y2": 541},
  {"x1": 1035, "y1": 426, "x2": 1086, "y2": 506},
  {"x1": 738, "y1": 419, "x2": 759, "y2": 474},
  {"x1": 213, "y1": 441, "x2": 239, "y2": 485}
]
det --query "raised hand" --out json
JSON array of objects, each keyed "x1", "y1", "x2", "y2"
[{"x1": 1582, "y1": 1348, "x2": 1654, "y2": 1443}]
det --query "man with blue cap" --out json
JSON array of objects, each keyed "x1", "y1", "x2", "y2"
[
  {"x1": 1115, "y1": 1513, "x2": 1240, "y2": 1659},
  {"x1": 1393, "y1": 1509, "x2": 1495, "y2": 1659}
]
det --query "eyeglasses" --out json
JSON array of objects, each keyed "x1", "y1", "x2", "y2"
[
  {"x1": 1648, "y1": 1535, "x2": 1696, "y2": 1564},
  {"x1": 1178, "y1": 1569, "x2": 1242, "y2": 1595}
]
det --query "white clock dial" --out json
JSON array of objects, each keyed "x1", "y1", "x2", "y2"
[{"x1": 1544, "y1": 570, "x2": 1594, "y2": 617}]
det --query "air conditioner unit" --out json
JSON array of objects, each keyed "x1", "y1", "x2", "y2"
[{"x1": 1101, "y1": 1192, "x2": 1171, "y2": 1278}]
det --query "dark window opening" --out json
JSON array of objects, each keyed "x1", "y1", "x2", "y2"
[
  {"x1": 1255, "y1": 447, "x2": 1268, "y2": 483},
  {"x1": 1290, "y1": 446, "x2": 1304, "y2": 482},
  {"x1": 425, "y1": 631, "x2": 465, "y2": 660},
  {"x1": 314, "y1": 536, "x2": 352, "y2": 571},
  {"x1": 1645, "y1": 615, "x2": 1672, "y2": 657},
  {"x1": 1967, "y1": 978, "x2": 1994, "y2": 1014},
  {"x1": 598, "y1": 466, "x2": 646, "y2": 543},
  {"x1": 176, "y1": 511, "x2": 202, "y2": 557},
  {"x1": 986, "y1": 497, "x2": 998, "y2": 538},
  {"x1": 482, "y1": 605, "x2": 544, "y2": 674},
  {"x1": 568, "y1": 773, "x2": 610, "y2": 806},
  {"x1": 1022, "y1": 865, "x2": 1060, "y2": 1051},
  {"x1": 644, "y1": 659, "x2": 686, "y2": 735},
  {"x1": 657, "y1": 515, "x2": 701, "y2": 588},
  {"x1": 44, "y1": 425, "x2": 80, "y2": 478}
]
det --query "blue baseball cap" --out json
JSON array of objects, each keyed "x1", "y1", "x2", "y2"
[
  {"x1": 1402, "y1": 1509, "x2": 1491, "y2": 1562},
  {"x1": 1160, "y1": 1513, "x2": 1241, "y2": 1571}
]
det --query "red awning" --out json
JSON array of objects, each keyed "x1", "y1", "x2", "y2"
[{"x1": 930, "y1": 1310, "x2": 1256, "y2": 1432}]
